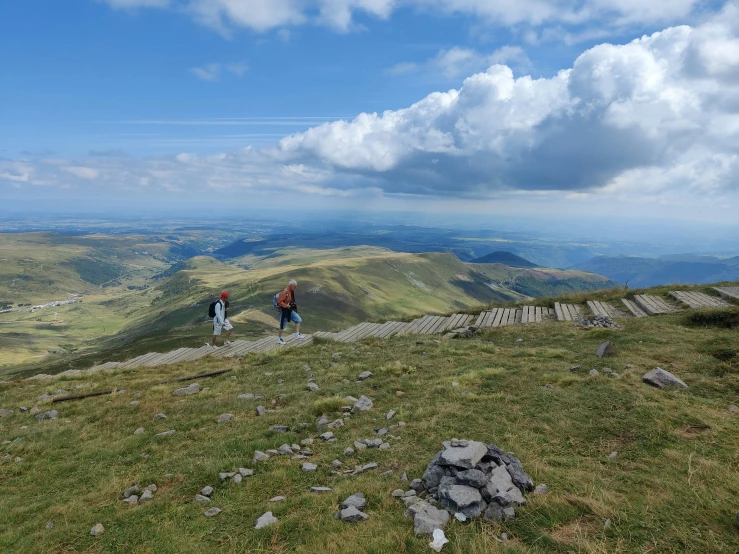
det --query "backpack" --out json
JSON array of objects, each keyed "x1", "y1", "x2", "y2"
[
  {"x1": 208, "y1": 299, "x2": 221, "y2": 318},
  {"x1": 272, "y1": 293, "x2": 280, "y2": 311}
]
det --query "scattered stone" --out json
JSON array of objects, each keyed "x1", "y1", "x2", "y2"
[
  {"x1": 256, "y1": 406, "x2": 265, "y2": 416},
  {"x1": 269, "y1": 496, "x2": 285, "y2": 502},
  {"x1": 255, "y1": 511, "x2": 278, "y2": 529},
  {"x1": 307, "y1": 382, "x2": 320, "y2": 392},
  {"x1": 35, "y1": 410, "x2": 59, "y2": 420},
  {"x1": 204, "y1": 507, "x2": 222, "y2": 517},
  {"x1": 534, "y1": 484, "x2": 549, "y2": 495},
  {"x1": 729, "y1": 405, "x2": 739, "y2": 413},
  {"x1": 129, "y1": 401, "x2": 139, "y2": 407},
  {"x1": 501, "y1": 532, "x2": 509, "y2": 540},
  {"x1": 217, "y1": 413, "x2": 235, "y2": 424},
  {"x1": 455, "y1": 512, "x2": 467, "y2": 522},
  {"x1": 154, "y1": 413, "x2": 167, "y2": 420},
  {"x1": 580, "y1": 315, "x2": 620, "y2": 329},
  {"x1": 270, "y1": 425, "x2": 289, "y2": 433},
  {"x1": 609, "y1": 451, "x2": 618, "y2": 458},
  {"x1": 219, "y1": 472, "x2": 236, "y2": 480},
  {"x1": 237, "y1": 393, "x2": 255, "y2": 400},
  {"x1": 254, "y1": 451, "x2": 270, "y2": 463},
  {"x1": 233, "y1": 474, "x2": 243, "y2": 484},
  {"x1": 379, "y1": 442, "x2": 391, "y2": 450},
  {"x1": 301, "y1": 438, "x2": 314, "y2": 446},
  {"x1": 344, "y1": 447, "x2": 355, "y2": 456},
  {"x1": 604, "y1": 519, "x2": 612, "y2": 529},
  {"x1": 155, "y1": 430, "x2": 175, "y2": 437},
  {"x1": 123, "y1": 485, "x2": 141, "y2": 499},
  {"x1": 357, "y1": 371, "x2": 373, "y2": 381},
  {"x1": 642, "y1": 367, "x2": 688, "y2": 389},
  {"x1": 354, "y1": 440, "x2": 367, "y2": 451},
  {"x1": 123, "y1": 495, "x2": 139, "y2": 505},
  {"x1": 331, "y1": 460, "x2": 342, "y2": 468},
  {"x1": 351, "y1": 395, "x2": 373, "y2": 413},
  {"x1": 134, "y1": 427, "x2": 145, "y2": 435},
  {"x1": 172, "y1": 383, "x2": 200, "y2": 396},
  {"x1": 340, "y1": 505, "x2": 369, "y2": 523},
  {"x1": 429, "y1": 528, "x2": 450, "y2": 552},
  {"x1": 45, "y1": 522, "x2": 53, "y2": 530},
  {"x1": 29, "y1": 407, "x2": 39, "y2": 415},
  {"x1": 515, "y1": 338, "x2": 524, "y2": 343},
  {"x1": 570, "y1": 365, "x2": 581, "y2": 372},
  {"x1": 90, "y1": 523, "x2": 105, "y2": 537},
  {"x1": 201, "y1": 486, "x2": 214, "y2": 496},
  {"x1": 278, "y1": 444, "x2": 293, "y2": 455},
  {"x1": 311, "y1": 487, "x2": 332, "y2": 493},
  {"x1": 139, "y1": 489, "x2": 154, "y2": 503},
  {"x1": 194, "y1": 494, "x2": 211, "y2": 503},
  {"x1": 327, "y1": 419, "x2": 344, "y2": 429},
  {"x1": 342, "y1": 492, "x2": 366, "y2": 509},
  {"x1": 0, "y1": 409, "x2": 14, "y2": 417},
  {"x1": 302, "y1": 462, "x2": 317, "y2": 472},
  {"x1": 596, "y1": 341, "x2": 616, "y2": 358},
  {"x1": 238, "y1": 468, "x2": 253, "y2": 477},
  {"x1": 320, "y1": 431, "x2": 335, "y2": 441},
  {"x1": 589, "y1": 369, "x2": 600, "y2": 377},
  {"x1": 392, "y1": 489, "x2": 405, "y2": 497},
  {"x1": 412, "y1": 503, "x2": 450, "y2": 536},
  {"x1": 401, "y1": 472, "x2": 408, "y2": 483}
]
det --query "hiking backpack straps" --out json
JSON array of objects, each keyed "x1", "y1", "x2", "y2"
[{"x1": 208, "y1": 299, "x2": 221, "y2": 318}]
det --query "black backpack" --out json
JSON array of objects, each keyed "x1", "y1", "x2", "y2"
[{"x1": 208, "y1": 299, "x2": 221, "y2": 318}]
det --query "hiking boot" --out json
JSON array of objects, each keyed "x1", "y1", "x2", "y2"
[
  {"x1": 224, "y1": 340, "x2": 232, "y2": 345},
  {"x1": 277, "y1": 337, "x2": 286, "y2": 345},
  {"x1": 295, "y1": 333, "x2": 306, "y2": 339}
]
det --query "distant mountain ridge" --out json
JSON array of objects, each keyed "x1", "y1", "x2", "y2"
[
  {"x1": 571, "y1": 255, "x2": 739, "y2": 288},
  {"x1": 469, "y1": 251, "x2": 537, "y2": 268}
]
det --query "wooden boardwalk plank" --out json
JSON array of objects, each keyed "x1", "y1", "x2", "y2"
[
  {"x1": 419, "y1": 316, "x2": 443, "y2": 334},
  {"x1": 554, "y1": 302, "x2": 564, "y2": 321},
  {"x1": 479, "y1": 310, "x2": 494, "y2": 328},
  {"x1": 161, "y1": 348, "x2": 196, "y2": 365},
  {"x1": 428, "y1": 316, "x2": 452, "y2": 334},
  {"x1": 474, "y1": 312, "x2": 486, "y2": 326},
  {"x1": 715, "y1": 287, "x2": 739, "y2": 301},
  {"x1": 460, "y1": 314, "x2": 474, "y2": 327},
  {"x1": 535, "y1": 306, "x2": 543, "y2": 323},
  {"x1": 350, "y1": 323, "x2": 383, "y2": 342},
  {"x1": 621, "y1": 298, "x2": 647, "y2": 318},
  {"x1": 491, "y1": 308, "x2": 505, "y2": 328},
  {"x1": 338, "y1": 322, "x2": 373, "y2": 342}
]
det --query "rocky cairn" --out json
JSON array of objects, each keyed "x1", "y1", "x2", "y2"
[
  {"x1": 579, "y1": 315, "x2": 620, "y2": 329},
  {"x1": 404, "y1": 439, "x2": 533, "y2": 535}
]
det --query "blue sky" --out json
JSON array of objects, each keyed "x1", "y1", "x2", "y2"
[{"x1": 1, "y1": 0, "x2": 738, "y2": 228}]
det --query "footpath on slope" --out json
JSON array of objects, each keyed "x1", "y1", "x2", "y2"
[{"x1": 27, "y1": 287, "x2": 737, "y2": 381}]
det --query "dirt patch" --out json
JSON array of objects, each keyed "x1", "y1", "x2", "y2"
[{"x1": 676, "y1": 424, "x2": 711, "y2": 439}]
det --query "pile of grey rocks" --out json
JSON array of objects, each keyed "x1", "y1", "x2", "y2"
[
  {"x1": 122, "y1": 483, "x2": 158, "y2": 505},
  {"x1": 400, "y1": 439, "x2": 534, "y2": 535},
  {"x1": 337, "y1": 492, "x2": 369, "y2": 523},
  {"x1": 579, "y1": 315, "x2": 620, "y2": 329}
]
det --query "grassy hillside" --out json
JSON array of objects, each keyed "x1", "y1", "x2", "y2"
[
  {"x1": 469, "y1": 251, "x2": 537, "y2": 268},
  {"x1": 1, "y1": 286, "x2": 737, "y2": 553},
  {"x1": 0, "y1": 241, "x2": 616, "y2": 376}
]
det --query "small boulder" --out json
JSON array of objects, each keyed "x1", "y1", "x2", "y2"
[
  {"x1": 90, "y1": 523, "x2": 105, "y2": 537},
  {"x1": 134, "y1": 427, "x2": 145, "y2": 435},
  {"x1": 0, "y1": 409, "x2": 14, "y2": 417},
  {"x1": 253, "y1": 451, "x2": 270, "y2": 463},
  {"x1": 204, "y1": 507, "x2": 222, "y2": 517},
  {"x1": 351, "y1": 395, "x2": 373, "y2": 413},
  {"x1": 255, "y1": 511, "x2": 278, "y2": 529},
  {"x1": 269, "y1": 496, "x2": 285, "y2": 502},
  {"x1": 596, "y1": 341, "x2": 616, "y2": 358},
  {"x1": 440, "y1": 440, "x2": 487, "y2": 469},
  {"x1": 642, "y1": 367, "x2": 687, "y2": 389},
  {"x1": 302, "y1": 462, "x2": 317, "y2": 472},
  {"x1": 534, "y1": 484, "x2": 549, "y2": 495},
  {"x1": 306, "y1": 382, "x2": 320, "y2": 392},
  {"x1": 341, "y1": 492, "x2": 366, "y2": 510},
  {"x1": 217, "y1": 413, "x2": 235, "y2": 424},
  {"x1": 154, "y1": 413, "x2": 167, "y2": 419},
  {"x1": 340, "y1": 506, "x2": 369, "y2": 523},
  {"x1": 155, "y1": 430, "x2": 175, "y2": 437},
  {"x1": 413, "y1": 504, "x2": 450, "y2": 536},
  {"x1": 201, "y1": 486, "x2": 214, "y2": 496},
  {"x1": 194, "y1": 494, "x2": 210, "y2": 503},
  {"x1": 35, "y1": 410, "x2": 59, "y2": 421},
  {"x1": 172, "y1": 383, "x2": 200, "y2": 396},
  {"x1": 357, "y1": 371, "x2": 373, "y2": 381},
  {"x1": 138, "y1": 489, "x2": 154, "y2": 503}
]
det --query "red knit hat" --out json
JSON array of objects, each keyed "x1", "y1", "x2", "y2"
[{"x1": 220, "y1": 291, "x2": 229, "y2": 299}]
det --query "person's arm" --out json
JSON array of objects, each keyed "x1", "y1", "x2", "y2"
[
  {"x1": 277, "y1": 290, "x2": 291, "y2": 309},
  {"x1": 216, "y1": 301, "x2": 225, "y2": 324}
]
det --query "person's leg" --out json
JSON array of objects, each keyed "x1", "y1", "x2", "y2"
[
  {"x1": 212, "y1": 320, "x2": 222, "y2": 346},
  {"x1": 224, "y1": 320, "x2": 233, "y2": 343},
  {"x1": 292, "y1": 312, "x2": 304, "y2": 337},
  {"x1": 278, "y1": 310, "x2": 287, "y2": 341}
]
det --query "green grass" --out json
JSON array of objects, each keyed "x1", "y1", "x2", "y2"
[
  {"x1": 1, "y1": 242, "x2": 616, "y2": 377},
  {"x1": 2, "y1": 297, "x2": 739, "y2": 553}
]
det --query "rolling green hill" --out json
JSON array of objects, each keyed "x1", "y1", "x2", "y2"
[
  {"x1": 0, "y1": 238, "x2": 617, "y2": 377},
  {"x1": 469, "y1": 251, "x2": 537, "y2": 268}
]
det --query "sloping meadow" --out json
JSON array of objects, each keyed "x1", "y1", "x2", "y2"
[{"x1": 1, "y1": 308, "x2": 738, "y2": 553}]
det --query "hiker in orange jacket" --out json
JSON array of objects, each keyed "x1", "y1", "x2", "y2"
[{"x1": 277, "y1": 279, "x2": 304, "y2": 344}]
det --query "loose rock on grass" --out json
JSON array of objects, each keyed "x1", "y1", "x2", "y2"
[{"x1": 642, "y1": 367, "x2": 688, "y2": 389}]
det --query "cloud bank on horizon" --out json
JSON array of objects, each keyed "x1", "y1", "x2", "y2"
[{"x1": 2, "y1": 1, "x2": 739, "y2": 220}]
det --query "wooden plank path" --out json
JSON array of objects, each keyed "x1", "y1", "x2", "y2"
[
  {"x1": 715, "y1": 287, "x2": 739, "y2": 301},
  {"x1": 633, "y1": 294, "x2": 675, "y2": 315},
  {"x1": 670, "y1": 291, "x2": 730, "y2": 309},
  {"x1": 80, "y1": 288, "x2": 732, "y2": 373},
  {"x1": 621, "y1": 299, "x2": 648, "y2": 318},
  {"x1": 554, "y1": 302, "x2": 582, "y2": 321},
  {"x1": 586, "y1": 300, "x2": 620, "y2": 318}
]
